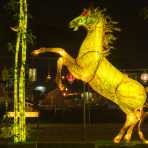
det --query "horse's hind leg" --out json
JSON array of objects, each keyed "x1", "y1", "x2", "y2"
[
  {"x1": 123, "y1": 110, "x2": 141, "y2": 143},
  {"x1": 137, "y1": 110, "x2": 148, "y2": 143},
  {"x1": 123, "y1": 108, "x2": 146, "y2": 143},
  {"x1": 124, "y1": 124, "x2": 136, "y2": 143},
  {"x1": 138, "y1": 119, "x2": 146, "y2": 142},
  {"x1": 113, "y1": 109, "x2": 139, "y2": 144},
  {"x1": 113, "y1": 104, "x2": 132, "y2": 143},
  {"x1": 113, "y1": 117, "x2": 130, "y2": 143}
]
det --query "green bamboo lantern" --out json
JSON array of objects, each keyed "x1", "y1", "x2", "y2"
[{"x1": 12, "y1": 0, "x2": 28, "y2": 143}]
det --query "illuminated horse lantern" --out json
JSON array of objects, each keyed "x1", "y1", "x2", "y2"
[{"x1": 32, "y1": 8, "x2": 148, "y2": 143}]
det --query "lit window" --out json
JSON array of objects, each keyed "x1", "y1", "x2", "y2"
[{"x1": 29, "y1": 68, "x2": 37, "y2": 81}]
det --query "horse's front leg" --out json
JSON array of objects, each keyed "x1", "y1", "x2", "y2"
[
  {"x1": 32, "y1": 48, "x2": 99, "y2": 83},
  {"x1": 56, "y1": 57, "x2": 65, "y2": 91},
  {"x1": 56, "y1": 56, "x2": 96, "y2": 90}
]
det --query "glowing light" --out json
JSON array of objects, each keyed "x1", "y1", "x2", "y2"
[
  {"x1": 140, "y1": 73, "x2": 148, "y2": 82},
  {"x1": 8, "y1": 112, "x2": 39, "y2": 118},
  {"x1": 34, "y1": 85, "x2": 46, "y2": 93},
  {"x1": 62, "y1": 92, "x2": 67, "y2": 96},
  {"x1": 66, "y1": 72, "x2": 75, "y2": 83},
  {"x1": 46, "y1": 73, "x2": 51, "y2": 80},
  {"x1": 29, "y1": 68, "x2": 37, "y2": 81},
  {"x1": 61, "y1": 76, "x2": 65, "y2": 79}
]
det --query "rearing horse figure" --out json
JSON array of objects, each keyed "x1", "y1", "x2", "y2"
[{"x1": 32, "y1": 8, "x2": 148, "y2": 143}]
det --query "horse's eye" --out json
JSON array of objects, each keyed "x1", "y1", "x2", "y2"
[{"x1": 79, "y1": 18, "x2": 83, "y2": 23}]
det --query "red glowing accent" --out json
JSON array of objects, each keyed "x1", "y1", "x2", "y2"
[
  {"x1": 66, "y1": 72, "x2": 75, "y2": 83},
  {"x1": 81, "y1": 9, "x2": 88, "y2": 16},
  {"x1": 62, "y1": 92, "x2": 67, "y2": 96}
]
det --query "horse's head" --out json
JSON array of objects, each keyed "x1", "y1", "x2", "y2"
[
  {"x1": 69, "y1": 7, "x2": 120, "y2": 53},
  {"x1": 69, "y1": 7, "x2": 106, "y2": 31}
]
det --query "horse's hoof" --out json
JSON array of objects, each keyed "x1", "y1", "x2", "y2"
[
  {"x1": 124, "y1": 135, "x2": 131, "y2": 143},
  {"x1": 113, "y1": 137, "x2": 121, "y2": 144},
  {"x1": 143, "y1": 140, "x2": 148, "y2": 144}
]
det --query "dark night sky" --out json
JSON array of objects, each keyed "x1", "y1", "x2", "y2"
[{"x1": 0, "y1": 0, "x2": 148, "y2": 69}]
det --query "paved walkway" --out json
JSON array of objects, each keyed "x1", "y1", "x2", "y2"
[
  {"x1": 28, "y1": 123, "x2": 148, "y2": 142},
  {"x1": 0, "y1": 123, "x2": 148, "y2": 147}
]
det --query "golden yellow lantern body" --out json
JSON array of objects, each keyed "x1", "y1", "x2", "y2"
[{"x1": 32, "y1": 8, "x2": 148, "y2": 143}]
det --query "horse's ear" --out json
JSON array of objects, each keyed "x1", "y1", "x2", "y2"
[
  {"x1": 94, "y1": 7, "x2": 106, "y2": 15},
  {"x1": 94, "y1": 7, "x2": 100, "y2": 13}
]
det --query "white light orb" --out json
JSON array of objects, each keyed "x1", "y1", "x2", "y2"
[
  {"x1": 140, "y1": 73, "x2": 148, "y2": 82},
  {"x1": 34, "y1": 85, "x2": 46, "y2": 93}
]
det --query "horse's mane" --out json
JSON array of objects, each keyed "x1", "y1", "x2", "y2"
[{"x1": 89, "y1": 7, "x2": 121, "y2": 55}]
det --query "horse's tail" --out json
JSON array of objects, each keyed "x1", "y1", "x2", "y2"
[{"x1": 138, "y1": 103, "x2": 148, "y2": 143}]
